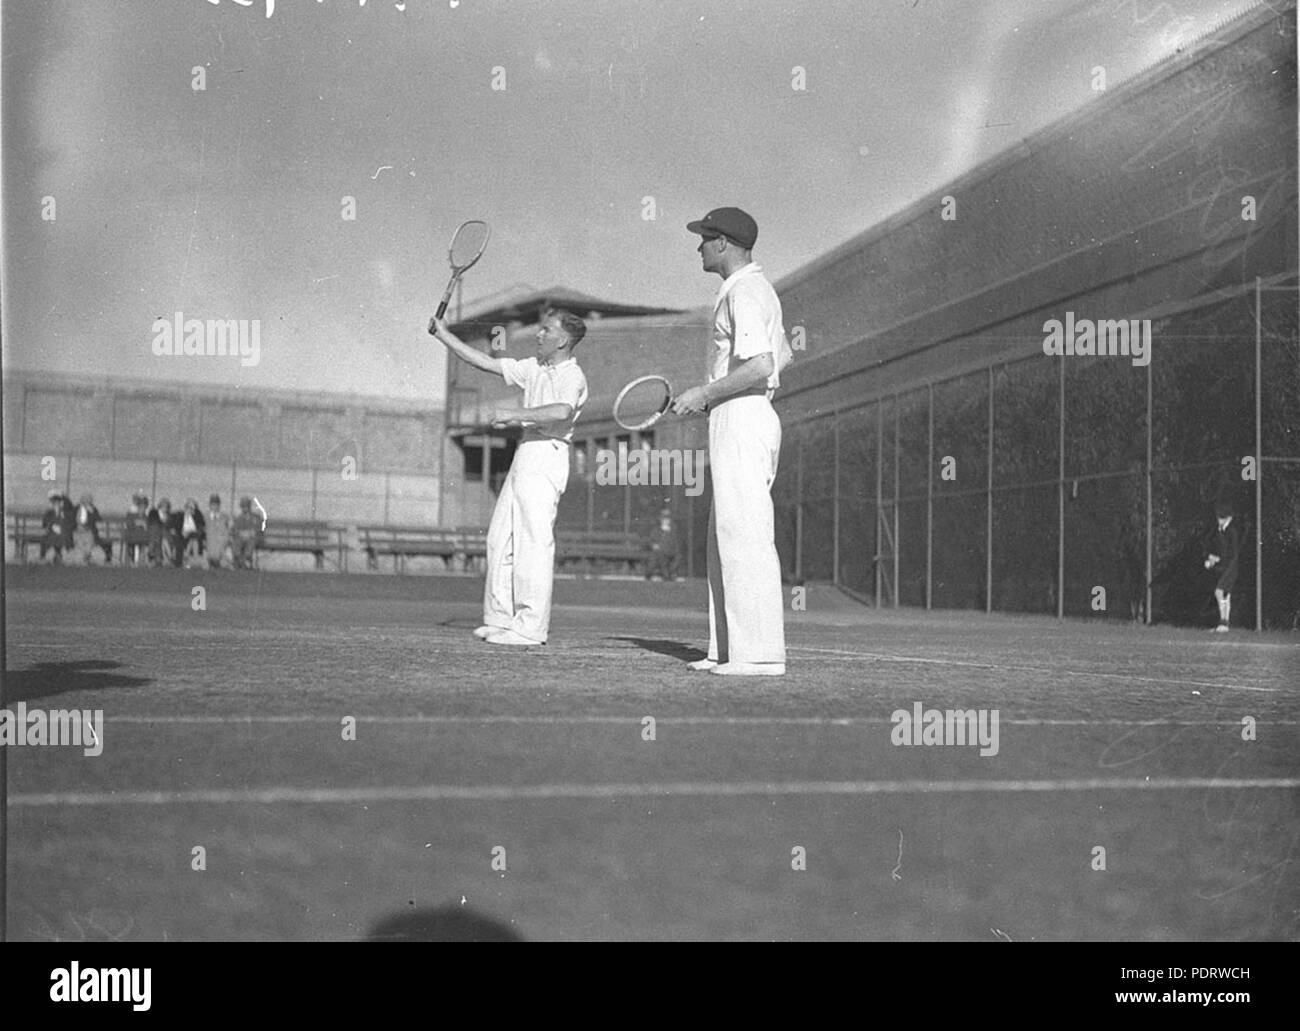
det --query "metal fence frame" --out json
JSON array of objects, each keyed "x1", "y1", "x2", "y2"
[{"x1": 780, "y1": 277, "x2": 1299, "y2": 632}]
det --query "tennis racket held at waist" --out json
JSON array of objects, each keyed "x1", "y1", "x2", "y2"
[{"x1": 613, "y1": 375, "x2": 674, "y2": 431}]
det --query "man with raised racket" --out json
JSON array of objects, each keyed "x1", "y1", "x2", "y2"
[{"x1": 429, "y1": 308, "x2": 589, "y2": 646}]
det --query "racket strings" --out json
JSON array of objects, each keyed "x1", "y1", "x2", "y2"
[
  {"x1": 614, "y1": 378, "x2": 672, "y2": 430},
  {"x1": 450, "y1": 222, "x2": 490, "y2": 268}
]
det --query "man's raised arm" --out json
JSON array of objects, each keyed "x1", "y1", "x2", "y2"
[{"x1": 428, "y1": 316, "x2": 504, "y2": 376}]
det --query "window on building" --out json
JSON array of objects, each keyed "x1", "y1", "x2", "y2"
[{"x1": 463, "y1": 443, "x2": 484, "y2": 482}]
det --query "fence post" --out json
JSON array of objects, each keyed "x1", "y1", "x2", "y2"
[
  {"x1": 893, "y1": 397, "x2": 900, "y2": 608},
  {"x1": 1057, "y1": 358, "x2": 1065, "y2": 621},
  {"x1": 586, "y1": 441, "x2": 594, "y2": 538},
  {"x1": 1145, "y1": 353, "x2": 1153, "y2": 625},
  {"x1": 794, "y1": 443, "x2": 804, "y2": 581},
  {"x1": 833, "y1": 414, "x2": 840, "y2": 586},
  {"x1": 1255, "y1": 275, "x2": 1262, "y2": 632},
  {"x1": 623, "y1": 439, "x2": 632, "y2": 536},
  {"x1": 875, "y1": 400, "x2": 883, "y2": 608},
  {"x1": 687, "y1": 489, "x2": 694, "y2": 580},
  {"x1": 926, "y1": 383, "x2": 933, "y2": 610},
  {"x1": 987, "y1": 367, "x2": 994, "y2": 615}
]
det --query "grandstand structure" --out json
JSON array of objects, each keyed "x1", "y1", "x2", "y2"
[{"x1": 2, "y1": 371, "x2": 444, "y2": 560}]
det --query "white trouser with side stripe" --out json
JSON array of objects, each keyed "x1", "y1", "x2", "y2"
[
  {"x1": 483, "y1": 438, "x2": 570, "y2": 643},
  {"x1": 706, "y1": 395, "x2": 786, "y2": 664}
]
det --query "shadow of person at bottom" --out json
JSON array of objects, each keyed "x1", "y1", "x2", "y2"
[{"x1": 367, "y1": 905, "x2": 524, "y2": 942}]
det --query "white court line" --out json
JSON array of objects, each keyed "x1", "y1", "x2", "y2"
[
  {"x1": 787, "y1": 645, "x2": 1284, "y2": 692},
  {"x1": 92, "y1": 715, "x2": 1300, "y2": 727},
  {"x1": 11, "y1": 777, "x2": 1300, "y2": 808}
]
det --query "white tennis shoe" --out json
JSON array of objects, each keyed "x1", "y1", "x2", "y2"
[
  {"x1": 709, "y1": 662, "x2": 785, "y2": 677},
  {"x1": 472, "y1": 625, "x2": 499, "y2": 640},
  {"x1": 485, "y1": 629, "x2": 543, "y2": 647},
  {"x1": 687, "y1": 658, "x2": 718, "y2": 671}
]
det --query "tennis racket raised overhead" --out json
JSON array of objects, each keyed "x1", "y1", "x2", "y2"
[
  {"x1": 613, "y1": 374, "x2": 673, "y2": 431},
  {"x1": 434, "y1": 220, "x2": 491, "y2": 320}
]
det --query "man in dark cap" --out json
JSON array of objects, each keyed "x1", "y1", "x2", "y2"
[
  {"x1": 675, "y1": 207, "x2": 792, "y2": 676},
  {"x1": 1204, "y1": 498, "x2": 1243, "y2": 632}
]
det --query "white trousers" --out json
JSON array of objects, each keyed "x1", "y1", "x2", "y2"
[
  {"x1": 484, "y1": 438, "x2": 570, "y2": 643},
  {"x1": 706, "y1": 395, "x2": 786, "y2": 664}
]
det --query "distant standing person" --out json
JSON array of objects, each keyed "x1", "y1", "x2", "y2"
[
  {"x1": 1204, "y1": 498, "x2": 1243, "y2": 632},
  {"x1": 675, "y1": 207, "x2": 790, "y2": 676},
  {"x1": 646, "y1": 505, "x2": 678, "y2": 581}
]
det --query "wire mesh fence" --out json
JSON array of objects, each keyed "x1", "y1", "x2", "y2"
[{"x1": 774, "y1": 279, "x2": 1300, "y2": 630}]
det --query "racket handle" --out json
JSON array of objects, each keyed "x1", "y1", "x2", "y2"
[{"x1": 434, "y1": 275, "x2": 457, "y2": 323}]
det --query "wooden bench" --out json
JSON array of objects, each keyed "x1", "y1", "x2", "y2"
[
  {"x1": 7, "y1": 510, "x2": 49, "y2": 563},
  {"x1": 454, "y1": 526, "x2": 489, "y2": 571},
  {"x1": 358, "y1": 525, "x2": 488, "y2": 574},
  {"x1": 557, "y1": 529, "x2": 651, "y2": 576},
  {"x1": 255, "y1": 521, "x2": 348, "y2": 571},
  {"x1": 7, "y1": 509, "x2": 125, "y2": 564}
]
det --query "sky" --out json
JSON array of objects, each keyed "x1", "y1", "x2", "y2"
[{"x1": 1, "y1": 0, "x2": 1260, "y2": 403}]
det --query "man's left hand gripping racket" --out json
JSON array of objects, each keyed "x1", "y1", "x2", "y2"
[
  {"x1": 435, "y1": 220, "x2": 491, "y2": 320},
  {"x1": 613, "y1": 374, "x2": 674, "y2": 431}
]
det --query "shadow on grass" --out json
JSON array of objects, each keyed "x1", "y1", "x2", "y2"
[
  {"x1": 2, "y1": 660, "x2": 152, "y2": 704},
  {"x1": 607, "y1": 637, "x2": 706, "y2": 662},
  {"x1": 367, "y1": 904, "x2": 524, "y2": 942}
]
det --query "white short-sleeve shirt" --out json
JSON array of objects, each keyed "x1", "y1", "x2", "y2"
[
  {"x1": 710, "y1": 262, "x2": 785, "y2": 391},
  {"x1": 499, "y1": 356, "x2": 588, "y2": 443}
]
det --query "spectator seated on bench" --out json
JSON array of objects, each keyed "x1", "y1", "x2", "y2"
[
  {"x1": 41, "y1": 490, "x2": 71, "y2": 564},
  {"x1": 124, "y1": 491, "x2": 152, "y2": 566},
  {"x1": 231, "y1": 496, "x2": 263, "y2": 570},
  {"x1": 181, "y1": 498, "x2": 206, "y2": 570},
  {"x1": 72, "y1": 493, "x2": 111, "y2": 565},
  {"x1": 205, "y1": 494, "x2": 232, "y2": 569}
]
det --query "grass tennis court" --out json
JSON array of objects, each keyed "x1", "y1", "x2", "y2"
[{"x1": 4, "y1": 566, "x2": 1298, "y2": 941}]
